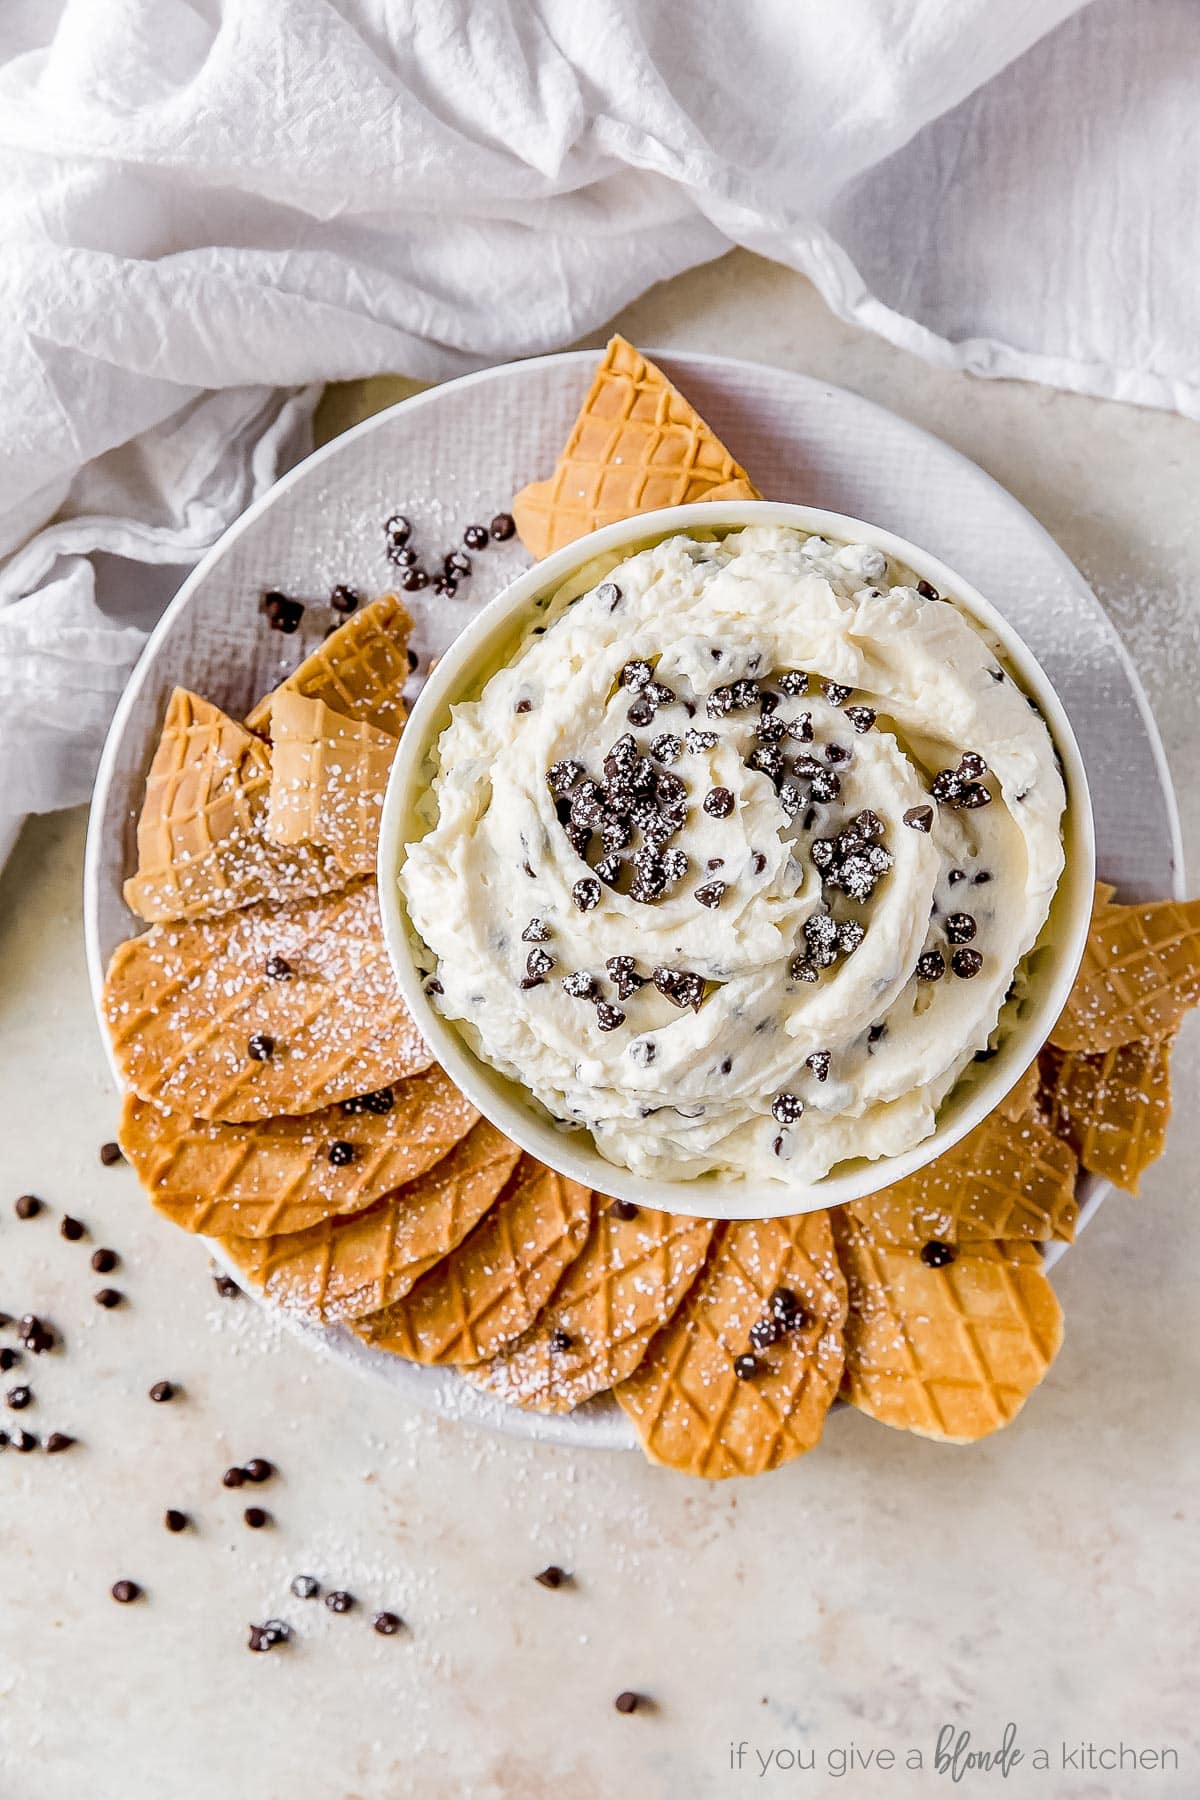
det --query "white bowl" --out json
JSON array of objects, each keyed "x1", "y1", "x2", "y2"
[{"x1": 378, "y1": 501, "x2": 1095, "y2": 1220}]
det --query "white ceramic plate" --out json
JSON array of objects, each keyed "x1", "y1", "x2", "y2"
[{"x1": 85, "y1": 350, "x2": 1184, "y2": 1453}]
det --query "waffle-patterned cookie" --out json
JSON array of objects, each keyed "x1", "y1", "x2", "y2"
[
  {"x1": 1040, "y1": 1038, "x2": 1172, "y2": 1194},
  {"x1": 247, "y1": 594, "x2": 413, "y2": 737},
  {"x1": 266, "y1": 689, "x2": 397, "y2": 876},
  {"x1": 1051, "y1": 892, "x2": 1200, "y2": 1052}
]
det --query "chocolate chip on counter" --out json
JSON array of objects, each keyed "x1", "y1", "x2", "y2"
[
  {"x1": 222, "y1": 1466, "x2": 247, "y2": 1489},
  {"x1": 243, "y1": 1507, "x2": 270, "y2": 1529},
  {"x1": 548, "y1": 1329, "x2": 572, "y2": 1353},
  {"x1": 60, "y1": 1216, "x2": 85, "y2": 1241},
  {"x1": 389, "y1": 543, "x2": 417, "y2": 568},
  {"x1": 400, "y1": 565, "x2": 429, "y2": 592},
  {"x1": 534, "y1": 1566, "x2": 567, "y2": 1589},
  {"x1": 94, "y1": 1288, "x2": 123, "y2": 1309},
  {"x1": 243, "y1": 1458, "x2": 274, "y2": 1483},
  {"x1": 14, "y1": 1194, "x2": 41, "y2": 1220},
  {"x1": 262, "y1": 591, "x2": 305, "y2": 634},
  {"x1": 164, "y1": 1510, "x2": 189, "y2": 1533},
  {"x1": 920, "y1": 1241, "x2": 956, "y2": 1268},
  {"x1": 45, "y1": 1432, "x2": 75, "y2": 1454},
  {"x1": 6, "y1": 1386, "x2": 32, "y2": 1410},
  {"x1": 609, "y1": 1199, "x2": 639, "y2": 1221},
  {"x1": 916, "y1": 579, "x2": 940, "y2": 601},
  {"x1": 248, "y1": 1622, "x2": 286, "y2": 1653},
  {"x1": 464, "y1": 524, "x2": 489, "y2": 550},
  {"x1": 432, "y1": 576, "x2": 458, "y2": 599},
  {"x1": 373, "y1": 1611, "x2": 404, "y2": 1635},
  {"x1": 952, "y1": 948, "x2": 984, "y2": 979},
  {"x1": 572, "y1": 877, "x2": 602, "y2": 913},
  {"x1": 490, "y1": 512, "x2": 516, "y2": 541},
  {"x1": 732, "y1": 1354, "x2": 759, "y2": 1380},
  {"x1": 771, "y1": 1093, "x2": 803, "y2": 1125},
  {"x1": 325, "y1": 1590, "x2": 355, "y2": 1615},
  {"x1": 213, "y1": 1273, "x2": 241, "y2": 1298},
  {"x1": 594, "y1": 1002, "x2": 626, "y2": 1032},
  {"x1": 264, "y1": 953, "x2": 293, "y2": 981},
  {"x1": 246, "y1": 1032, "x2": 275, "y2": 1062},
  {"x1": 148, "y1": 1380, "x2": 175, "y2": 1404},
  {"x1": 11, "y1": 1429, "x2": 37, "y2": 1452},
  {"x1": 945, "y1": 913, "x2": 977, "y2": 944},
  {"x1": 327, "y1": 1141, "x2": 356, "y2": 1166},
  {"x1": 19, "y1": 1315, "x2": 55, "y2": 1354},
  {"x1": 916, "y1": 950, "x2": 946, "y2": 982},
  {"x1": 749, "y1": 1317, "x2": 781, "y2": 1351},
  {"x1": 703, "y1": 786, "x2": 734, "y2": 819},
  {"x1": 291, "y1": 1575, "x2": 320, "y2": 1600},
  {"x1": 99, "y1": 1140, "x2": 126, "y2": 1167},
  {"x1": 805, "y1": 1051, "x2": 832, "y2": 1083},
  {"x1": 903, "y1": 806, "x2": 934, "y2": 832},
  {"x1": 614, "y1": 1691, "x2": 642, "y2": 1715},
  {"x1": 521, "y1": 917, "x2": 551, "y2": 943},
  {"x1": 0, "y1": 1349, "x2": 19, "y2": 1372},
  {"x1": 91, "y1": 1248, "x2": 118, "y2": 1275},
  {"x1": 111, "y1": 1580, "x2": 141, "y2": 1604}
]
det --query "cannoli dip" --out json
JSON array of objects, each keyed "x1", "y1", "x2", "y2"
[{"x1": 400, "y1": 526, "x2": 1066, "y2": 1189}]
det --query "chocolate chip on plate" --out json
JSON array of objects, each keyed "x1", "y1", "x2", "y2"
[
  {"x1": 164, "y1": 1509, "x2": 189, "y2": 1533},
  {"x1": 111, "y1": 1580, "x2": 141, "y2": 1604},
  {"x1": 243, "y1": 1507, "x2": 269, "y2": 1529},
  {"x1": 10, "y1": 1428, "x2": 37, "y2": 1452},
  {"x1": 94, "y1": 1288, "x2": 123, "y2": 1309},
  {"x1": 401, "y1": 566, "x2": 429, "y2": 592},
  {"x1": 445, "y1": 548, "x2": 471, "y2": 577},
  {"x1": 246, "y1": 1032, "x2": 275, "y2": 1061},
  {"x1": 614, "y1": 1691, "x2": 642, "y2": 1715},
  {"x1": 490, "y1": 512, "x2": 516, "y2": 541},
  {"x1": 261, "y1": 591, "x2": 304, "y2": 634},
  {"x1": 222, "y1": 1466, "x2": 246, "y2": 1489},
  {"x1": 374, "y1": 1611, "x2": 403, "y2": 1635},
  {"x1": 148, "y1": 1381, "x2": 175, "y2": 1403},
  {"x1": 6, "y1": 1386, "x2": 32, "y2": 1410},
  {"x1": 384, "y1": 513, "x2": 411, "y2": 547},
  {"x1": 464, "y1": 523, "x2": 489, "y2": 550},
  {"x1": 0, "y1": 1349, "x2": 19, "y2": 1372},
  {"x1": 45, "y1": 1432, "x2": 75, "y2": 1454},
  {"x1": 534, "y1": 1566, "x2": 567, "y2": 1589},
  {"x1": 243, "y1": 1458, "x2": 274, "y2": 1483},
  {"x1": 325, "y1": 1590, "x2": 355, "y2": 1614},
  {"x1": 330, "y1": 584, "x2": 359, "y2": 615},
  {"x1": 291, "y1": 1575, "x2": 320, "y2": 1600},
  {"x1": 213, "y1": 1273, "x2": 240, "y2": 1298},
  {"x1": 805, "y1": 1050, "x2": 832, "y2": 1083}
]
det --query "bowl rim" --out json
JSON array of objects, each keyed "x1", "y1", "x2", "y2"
[{"x1": 378, "y1": 499, "x2": 1096, "y2": 1219}]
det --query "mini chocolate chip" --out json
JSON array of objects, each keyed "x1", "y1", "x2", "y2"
[
  {"x1": 464, "y1": 523, "x2": 489, "y2": 550},
  {"x1": 385, "y1": 513, "x2": 411, "y2": 546},
  {"x1": 749, "y1": 1317, "x2": 781, "y2": 1351},
  {"x1": 596, "y1": 582, "x2": 622, "y2": 610},
  {"x1": 521, "y1": 917, "x2": 551, "y2": 943},
  {"x1": 243, "y1": 1507, "x2": 269, "y2": 1529},
  {"x1": 213, "y1": 1273, "x2": 240, "y2": 1298},
  {"x1": 389, "y1": 544, "x2": 417, "y2": 568},
  {"x1": 243, "y1": 1458, "x2": 274, "y2": 1483},
  {"x1": 406, "y1": 646, "x2": 420, "y2": 671},
  {"x1": 626, "y1": 697, "x2": 654, "y2": 727},
  {"x1": 490, "y1": 512, "x2": 516, "y2": 541},
  {"x1": 11, "y1": 1429, "x2": 37, "y2": 1451},
  {"x1": 445, "y1": 548, "x2": 471, "y2": 577},
  {"x1": 534, "y1": 1566, "x2": 567, "y2": 1589},
  {"x1": 595, "y1": 1002, "x2": 625, "y2": 1032},
  {"x1": 920, "y1": 1241, "x2": 956, "y2": 1268},
  {"x1": 959, "y1": 783, "x2": 993, "y2": 809},
  {"x1": 693, "y1": 880, "x2": 727, "y2": 909},
  {"x1": 562, "y1": 971, "x2": 598, "y2": 1001},
  {"x1": 751, "y1": 852, "x2": 767, "y2": 874},
  {"x1": 821, "y1": 681, "x2": 852, "y2": 706},
  {"x1": 525, "y1": 948, "x2": 555, "y2": 981},
  {"x1": 19, "y1": 1315, "x2": 55, "y2": 1354},
  {"x1": 614, "y1": 1692, "x2": 641, "y2": 1715},
  {"x1": 330, "y1": 584, "x2": 359, "y2": 615},
  {"x1": 845, "y1": 705, "x2": 876, "y2": 733},
  {"x1": 514, "y1": 697, "x2": 532, "y2": 714},
  {"x1": 958, "y1": 750, "x2": 988, "y2": 780},
  {"x1": 222, "y1": 1466, "x2": 246, "y2": 1488},
  {"x1": 111, "y1": 1580, "x2": 141, "y2": 1604},
  {"x1": 952, "y1": 948, "x2": 984, "y2": 979},
  {"x1": 91, "y1": 1248, "x2": 118, "y2": 1274},
  {"x1": 262, "y1": 591, "x2": 305, "y2": 633},
  {"x1": 948, "y1": 868, "x2": 966, "y2": 885},
  {"x1": 945, "y1": 912, "x2": 977, "y2": 944},
  {"x1": 148, "y1": 1381, "x2": 175, "y2": 1404},
  {"x1": 291, "y1": 1575, "x2": 320, "y2": 1600},
  {"x1": 609, "y1": 1199, "x2": 639, "y2": 1221},
  {"x1": 374, "y1": 1611, "x2": 403, "y2": 1635},
  {"x1": 325, "y1": 1590, "x2": 355, "y2": 1614},
  {"x1": 60, "y1": 1215, "x2": 85, "y2": 1241},
  {"x1": 916, "y1": 578, "x2": 939, "y2": 600},
  {"x1": 652, "y1": 967, "x2": 704, "y2": 1011},
  {"x1": 916, "y1": 950, "x2": 946, "y2": 981},
  {"x1": 433, "y1": 576, "x2": 458, "y2": 599},
  {"x1": 45, "y1": 1432, "x2": 75, "y2": 1454},
  {"x1": 247, "y1": 1032, "x2": 275, "y2": 1061},
  {"x1": 328, "y1": 1141, "x2": 356, "y2": 1166},
  {"x1": 400, "y1": 566, "x2": 429, "y2": 592},
  {"x1": 99, "y1": 1141, "x2": 125, "y2": 1166},
  {"x1": 0, "y1": 1349, "x2": 19, "y2": 1372},
  {"x1": 572, "y1": 877, "x2": 602, "y2": 912},
  {"x1": 341, "y1": 1087, "x2": 396, "y2": 1117},
  {"x1": 265, "y1": 953, "x2": 293, "y2": 981},
  {"x1": 548, "y1": 1328, "x2": 572, "y2": 1353},
  {"x1": 94, "y1": 1288, "x2": 123, "y2": 1309},
  {"x1": 778, "y1": 670, "x2": 808, "y2": 696},
  {"x1": 806, "y1": 1050, "x2": 831, "y2": 1082},
  {"x1": 7, "y1": 1386, "x2": 32, "y2": 1410},
  {"x1": 733, "y1": 1354, "x2": 759, "y2": 1380},
  {"x1": 247, "y1": 1625, "x2": 275, "y2": 1653},
  {"x1": 14, "y1": 1194, "x2": 41, "y2": 1220},
  {"x1": 973, "y1": 870, "x2": 993, "y2": 885},
  {"x1": 903, "y1": 806, "x2": 934, "y2": 832},
  {"x1": 164, "y1": 1510, "x2": 189, "y2": 1533},
  {"x1": 426, "y1": 976, "x2": 445, "y2": 995},
  {"x1": 703, "y1": 786, "x2": 734, "y2": 818},
  {"x1": 771, "y1": 1092, "x2": 803, "y2": 1124}
]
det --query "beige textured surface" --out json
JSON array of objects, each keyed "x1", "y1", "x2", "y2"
[
  {"x1": 246, "y1": 592, "x2": 413, "y2": 736},
  {"x1": 2, "y1": 259, "x2": 1198, "y2": 1797},
  {"x1": 265, "y1": 689, "x2": 397, "y2": 876}
]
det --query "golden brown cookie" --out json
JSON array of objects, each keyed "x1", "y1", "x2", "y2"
[
  {"x1": 614, "y1": 1211, "x2": 846, "y2": 1479},
  {"x1": 1040, "y1": 1037, "x2": 1172, "y2": 1194},
  {"x1": 1051, "y1": 892, "x2": 1200, "y2": 1052},
  {"x1": 247, "y1": 593, "x2": 413, "y2": 737},
  {"x1": 265, "y1": 689, "x2": 397, "y2": 876},
  {"x1": 219, "y1": 1120, "x2": 522, "y2": 1320},
  {"x1": 103, "y1": 880, "x2": 430, "y2": 1123}
]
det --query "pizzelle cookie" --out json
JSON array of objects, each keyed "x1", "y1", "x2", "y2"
[
  {"x1": 265, "y1": 689, "x2": 397, "y2": 876},
  {"x1": 103, "y1": 881, "x2": 430, "y2": 1123},
  {"x1": 848, "y1": 1101, "x2": 1079, "y2": 1247},
  {"x1": 352, "y1": 1158, "x2": 593, "y2": 1364},
  {"x1": 119, "y1": 1063, "x2": 476, "y2": 1236},
  {"x1": 247, "y1": 593, "x2": 413, "y2": 737},
  {"x1": 1050, "y1": 891, "x2": 1200, "y2": 1052},
  {"x1": 833, "y1": 1211, "x2": 1063, "y2": 1443},
  {"x1": 123, "y1": 688, "x2": 343, "y2": 923},
  {"x1": 511, "y1": 335, "x2": 761, "y2": 559},
  {"x1": 1040, "y1": 1038, "x2": 1173, "y2": 1195},
  {"x1": 463, "y1": 1203, "x2": 716, "y2": 1414},
  {"x1": 219, "y1": 1120, "x2": 522, "y2": 1321},
  {"x1": 614, "y1": 1212, "x2": 847, "y2": 1479}
]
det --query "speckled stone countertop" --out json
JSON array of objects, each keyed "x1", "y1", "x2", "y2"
[{"x1": 1, "y1": 254, "x2": 1197, "y2": 1800}]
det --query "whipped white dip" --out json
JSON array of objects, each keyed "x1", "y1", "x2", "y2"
[{"x1": 401, "y1": 526, "x2": 1066, "y2": 1190}]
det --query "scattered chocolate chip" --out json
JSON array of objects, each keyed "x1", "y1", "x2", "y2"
[
  {"x1": 10, "y1": 1429, "x2": 36, "y2": 1452},
  {"x1": 572, "y1": 877, "x2": 602, "y2": 913},
  {"x1": 748, "y1": 745, "x2": 785, "y2": 784},
  {"x1": 916, "y1": 950, "x2": 946, "y2": 981},
  {"x1": 464, "y1": 523, "x2": 488, "y2": 550},
  {"x1": 614, "y1": 1691, "x2": 641, "y2": 1715},
  {"x1": 243, "y1": 1507, "x2": 269, "y2": 1529},
  {"x1": 916, "y1": 578, "x2": 940, "y2": 600},
  {"x1": 0, "y1": 1349, "x2": 19, "y2": 1372},
  {"x1": 771, "y1": 1092, "x2": 803, "y2": 1124},
  {"x1": 433, "y1": 575, "x2": 458, "y2": 598},
  {"x1": 222, "y1": 1466, "x2": 246, "y2": 1489},
  {"x1": 14, "y1": 1194, "x2": 41, "y2": 1220},
  {"x1": 652, "y1": 967, "x2": 704, "y2": 1011},
  {"x1": 164, "y1": 1509, "x2": 189, "y2": 1533},
  {"x1": 327, "y1": 1141, "x2": 356, "y2": 1166},
  {"x1": 546, "y1": 759, "x2": 585, "y2": 797},
  {"x1": 951, "y1": 948, "x2": 984, "y2": 979},
  {"x1": 341, "y1": 1087, "x2": 396, "y2": 1117},
  {"x1": 594, "y1": 1002, "x2": 626, "y2": 1032},
  {"x1": 821, "y1": 681, "x2": 852, "y2": 706},
  {"x1": 561, "y1": 971, "x2": 597, "y2": 1001},
  {"x1": 148, "y1": 1381, "x2": 175, "y2": 1404},
  {"x1": 703, "y1": 786, "x2": 734, "y2": 819},
  {"x1": 945, "y1": 912, "x2": 977, "y2": 945},
  {"x1": 330, "y1": 584, "x2": 359, "y2": 615},
  {"x1": 94, "y1": 1288, "x2": 123, "y2": 1309},
  {"x1": 525, "y1": 948, "x2": 555, "y2": 981},
  {"x1": 60, "y1": 1215, "x2": 85, "y2": 1241},
  {"x1": 609, "y1": 1199, "x2": 639, "y2": 1221},
  {"x1": 243, "y1": 1458, "x2": 274, "y2": 1483},
  {"x1": 111, "y1": 1580, "x2": 141, "y2": 1604},
  {"x1": 385, "y1": 513, "x2": 412, "y2": 547},
  {"x1": 749, "y1": 1317, "x2": 781, "y2": 1351},
  {"x1": 693, "y1": 880, "x2": 727, "y2": 909},
  {"x1": 262, "y1": 591, "x2": 305, "y2": 634},
  {"x1": 246, "y1": 1032, "x2": 275, "y2": 1062},
  {"x1": 518, "y1": 973, "x2": 545, "y2": 991},
  {"x1": 45, "y1": 1432, "x2": 75, "y2": 1454},
  {"x1": 845, "y1": 705, "x2": 876, "y2": 733},
  {"x1": 19, "y1": 1315, "x2": 55, "y2": 1354},
  {"x1": 650, "y1": 733, "x2": 683, "y2": 765},
  {"x1": 521, "y1": 918, "x2": 551, "y2": 944},
  {"x1": 490, "y1": 512, "x2": 516, "y2": 541},
  {"x1": 809, "y1": 768, "x2": 841, "y2": 804},
  {"x1": 374, "y1": 1611, "x2": 403, "y2": 1635},
  {"x1": 903, "y1": 806, "x2": 934, "y2": 832},
  {"x1": 264, "y1": 953, "x2": 293, "y2": 983},
  {"x1": 401, "y1": 566, "x2": 429, "y2": 592},
  {"x1": 920, "y1": 1241, "x2": 956, "y2": 1268},
  {"x1": 805, "y1": 1051, "x2": 831, "y2": 1083},
  {"x1": 99, "y1": 1140, "x2": 125, "y2": 1166},
  {"x1": 247, "y1": 1623, "x2": 284, "y2": 1653},
  {"x1": 534, "y1": 1566, "x2": 567, "y2": 1589},
  {"x1": 7, "y1": 1386, "x2": 32, "y2": 1410},
  {"x1": 445, "y1": 548, "x2": 471, "y2": 578},
  {"x1": 733, "y1": 1354, "x2": 759, "y2": 1380},
  {"x1": 291, "y1": 1575, "x2": 320, "y2": 1600},
  {"x1": 325, "y1": 1590, "x2": 355, "y2": 1614},
  {"x1": 706, "y1": 685, "x2": 733, "y2": 718},
  {"x1": 213, "y1": 1273, "x2": 240, "y2": 1298},
  {"x1": 87, "y1": 1249, "x2": 117, "y2": 1277},
  {"x1": 389, "y1": 544, "x2": 417, "y2": 568}
]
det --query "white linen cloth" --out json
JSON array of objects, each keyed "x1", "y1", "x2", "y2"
[{"x1": 1, "y1": 0, "x2": 1196, "y2": 826}]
